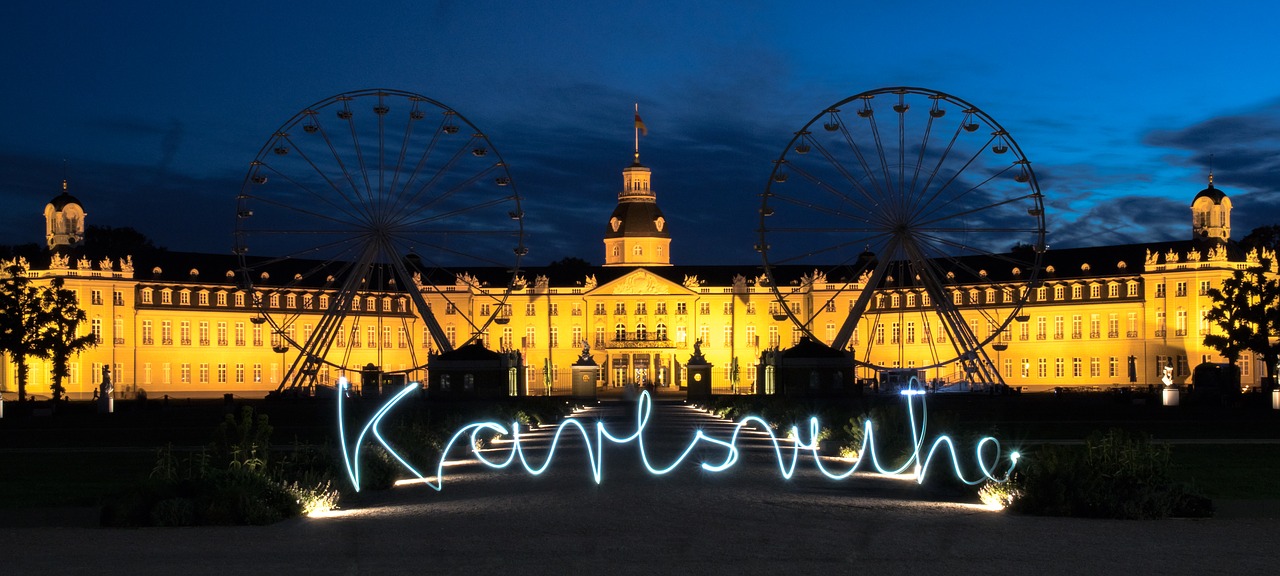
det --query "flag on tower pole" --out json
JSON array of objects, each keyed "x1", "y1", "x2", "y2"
[{"x1": 634, "y1": 103, "x2": 647, "y2": 136}]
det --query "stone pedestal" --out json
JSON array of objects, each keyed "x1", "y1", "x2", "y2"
[
  {"x1": 686, "y1": 362, "x2": 712, "y2": 402},
  {"x1": 1272, "y1": 388, "x2": 1279, "y2": 410},
  {"x1": 571, "y1": 364, "x2": 599, "y2": 402},
  {"x1": 97, "y1": 395, "x2": 114, "y2": 414},
  {"x1": 571, "y1": 348, "x2": 599, "y2": 402},
  {"x1": 1162, "y1": 387, "x2": 1180, "y2": 407}
]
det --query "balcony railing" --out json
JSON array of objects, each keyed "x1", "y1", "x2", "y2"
[
  {"x1": 1108, "y1": 330, "x2": 1119, "y2": 338},
  {"x1": 605, "y1": 334, "x2": 676, "y2": 349},
  {"x1": 1127, "y1": 331, "x2": 1139, "y2": 338},
  {"x1": 1089, "y1": 331, "x2": 1100, "y2": 339},
  {"x1": 1154, "y1": 329, "x2": 1166, "y2": 337},
  {"x1": 142, "y1": 337, "x2": 153, "y2": 345},
  {"x1": 1175, "y1": 329, "x2": 1188, "y2": 336}
]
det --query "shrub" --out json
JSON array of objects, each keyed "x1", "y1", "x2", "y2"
[{"x1": 1001, "y1": 429, "x2": 1213, "y2": 519}]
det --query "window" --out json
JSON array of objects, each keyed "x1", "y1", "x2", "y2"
[
  {"x1": 1054, "y1": 286, "x2": 1065, "y2": 300},
  {"x1": 235, "y1": 322, "x2": 245, "y2": 346},
  {"x1": 615, "y1": 323, "x2": 627, "y2": 341},
  {"x1": 91, "y1": 290, "x2": 103, "y2": 305},
  {"x1": 1090, "y1": 285, "x2": 1100, "y2": 298},
  {"x1": 891, "y1": 293, "x2": 901, "y2": 308},
  {"x1": 596, "y1": 326, "x2": 606, "y2": 347},
  {"x1": 253, "y1": 324, "x2": 263, "y2": 347},
  {"x1": 91, "y1": 318, "x2": 103, "y2": 342},
  {"x1": 746, "y1": 301, "x2": 756, "y2": 315},
  {"x1": 550, "y1": 303, "x2": 559, "y2": 316},
  {"x1": 1155, "y1": 283, "x2": 1165, "y2": 298},
  {"x1": 768, "y1": 325, "x2": 779, "y2": 347},
  {"x1": 1108, "y1": 284, "x2": 1119, "y2": 298},
  {"x1": 235, "y1": 292, "x2": 245, "y2": 307},
  {"x1": 217, "y1": 322, "x2": 227, "y2": 346},
  {"x1": 890, "y1": 322, "x2": 900, "y2": 344},
  {"x1": 1175, "y1": 282, "x2": 1187, "y2": 297},
  {"x1": 524, "y1": 326, "x2": 536, "y2": 348},
  {"x1": 235, "y1": 364, "x2": 245, "y2": 384},
  {"x1": 1090, "y1": 357, "x2": 1100, "y2": 378},
  {"x1": 526, "y1": 302, "x2": 537, "y2": 316},
  {"x1": 723, "y1": 325, "x2": 732, "y2": 346},
  {"x1": 1038, "y1": 358, "x2": 1047, "y2": 378},
  {"x1": 655, "y1": 302, "x2": 666, "y2": 315},
  {"x1": 1053, "y1": 316, "x2": 1063, "y2": 339},
  {"x1": 161, "y1": 290, "x2": 173, "y2": 305},
  {"x1": 595, "y1": 302, "x2": 607, "y2": 315},
  {"x1": 181, "y1": 363, "x2": 191, "y2": 383},
  {"x1": 1071, "y1": 315, "x2": 1081, "y2": 339},
  {"x1": 1055, "y1": 357, "x2": 1065, "y2": 378},
  {"x1": 198, "y1": 292, "x2": 209, "y2": 306},
  {"x1": 217, "y1": 363, "x2": 227, "y2": 384},
  {"x1": 675, "y1": 302, "x2": 687, "y2": 315},
  {"x1": 1072, "y1": 358, "x2": 1082, "y2": 378},
  {"x1": 141, "y1": 289, "x2": 153, "y2": 304},
  {"x1": 114, "y1": 291, "x2": 125, "y2": 305},
  {"x1": 572, "y1": 326, "x2": 583, "y2": 347},
  {"x1": 162, "y1": 321, "x2": 173, "y2": 345},
  {"x1": 142, "y1": 320, "x2": 153, "y2": 345},
  {"x1": 905, "y1": 322, "x2": 915, "y2": 344},
  {"x1": 633, "y1": 245, "x2": 643, "y2": 256},
  {"x1": 1109, "y1": 357, "x2": 1118, "y2": 378},
  {"x1": 723, "y1": 302, "x2": 732, "y2": 315},
  {"x1": 615, "y1": 302, "x2": 626, "y2": 315},
  {"x1": 1072, "y1": 285, "x2": 1083, "y2": 299},
  {"x1": 198, "y1": 321, "x2": 210, "y2": 346},
  {"x1": 699, "y1": 302, "x2": 711, "y2": 315},
  {"x1": 1176, "y1": 308, "x2": 1187, "y2": 336},
  {"x1": 1128, "y1": 283, "x2": 1139, "y2": 297},
  {"x1": 875, "y1": 324, "x2": 885, "y2": 345},
  {"x1": 1199, "y1": 280, "x2": 1211, "y2": 296}
]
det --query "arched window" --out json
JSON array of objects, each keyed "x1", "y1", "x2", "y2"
[
  {"x1": 612, "y1": 245, "x2": 621, "y2": 257},
  {"x1": 633, "y1": 245, "x2": 643, "y2": 256},
  {"x1": 636, "y1": 322, "x2": 647, "y2": 340},
  {"x1": 615, "y1": 323, "x2": 627, "y2": 340},
  {"x1": 655, "y1": 322, "x2": 667, "y2": 341}
]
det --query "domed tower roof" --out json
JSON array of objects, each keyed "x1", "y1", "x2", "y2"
[
  {"x1": 44, "y1": 180, "x2": 87, "y2": 250},
  {"x1": 1190, "y1": 172, "x2": 1231, "y2": 241},
  {"x1": 48, "y1": 181, "x2": 82, "y2": 210},
  {"x1": 602, "y1": 108, "x2": 673, "y2": 267}
]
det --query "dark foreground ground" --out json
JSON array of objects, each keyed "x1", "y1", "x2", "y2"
[{"x1": 3, "y1": 397, "x2": 1279, "y2": 575}]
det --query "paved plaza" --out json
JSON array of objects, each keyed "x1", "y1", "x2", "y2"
[{"x1": 4, "y1": 397, "x2": 1279, "y2": 575}]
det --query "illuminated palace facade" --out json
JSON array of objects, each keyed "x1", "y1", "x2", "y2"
[{"x1": 2, "y1": 162, "x2": 1273, "y2": 399}]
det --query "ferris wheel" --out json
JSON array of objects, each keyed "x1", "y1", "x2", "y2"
[
  {"x1": 234, "y1": 89, "x2": 526, "y2": 393},
  {"x1": 758, "y1": 87, "x2": 1046, "y2": 386}
]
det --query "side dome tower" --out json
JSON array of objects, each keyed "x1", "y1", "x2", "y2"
[
  {"x1": 45, "y1": 180, "x2": 86, "y2": 250},
  {"x1": 1191, "y1": 172, "x2": 1231, "y2": 242}
]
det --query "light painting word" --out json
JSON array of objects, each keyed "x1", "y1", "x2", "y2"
[{"x1": 335, "y1": 377, "x2": 1019, "y2": 492}]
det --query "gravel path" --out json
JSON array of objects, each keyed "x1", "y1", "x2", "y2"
[{"x1": 4, "y1": 398, "x2": 1277, "y2": 575}]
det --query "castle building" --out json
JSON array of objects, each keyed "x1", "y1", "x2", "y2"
[{"x1": 1, "y1": 163, "x2": 1274, "y2": 400}]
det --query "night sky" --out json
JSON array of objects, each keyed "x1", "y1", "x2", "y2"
[{"x1": 3, "y1": 1, "x2": 1278, "y2": 265}]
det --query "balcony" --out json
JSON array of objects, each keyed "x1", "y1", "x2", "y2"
[
  {"x1": 181, "y1": 338, "x2": 192, "y2": 346},
  {"x1": 163, "y1": 338, "x2": 173, "y2": 345},
  {"x1": 1175, "y1": 329, "x2": 1188, "y2": 336},
  {"x1": 236, "y1": 339, "x2": 246, "y2": 346},
  {"x1": 605, "y1": 333, "x2": 675, "y2": 349},
  {"x1": 1089, "y1": 331, "x2": 1100, "y2": 339},
  {"x1": 1036, "y1": 333, "x2": 1046, "y2": 340},
  {"x1": 199, "y1": 339, "x2": 210, "y2": 346},
  {"x1": 114, "y1": 337, "x2": 125, "y2": 345},
  {"x1": 1154, "y1": 329, "x2": 1166, "y2": 338},
  {"x1": 142, "y1": 337, "x2": 154, "y2": 345},
  {"x1": 1019, "y1": 334, "x2": 1029, "y2": 341},
  {"x1": 1127, "y1": 331, "x2": 1138, "y2": 338},
  {"x1": 218, "y1": 339, "x2": 228, "y2": 346},
  {"x1": 1054, "y1": 331, "x2": 1064, "y2": 340},
  {"x1": 1108, "y1": 330, "x2": 1119, "y2": 338},
  {"x1": 1071, "y1": 331, "x2": 1082, "y2": 339}
]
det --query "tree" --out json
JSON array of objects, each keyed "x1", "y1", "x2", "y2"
[
  {"x1": 1203, "y1": 256, "x2": 1280, "y2": 392},
  {"x1": 40, "y1": 276, "x2": 98, "y2": 402},
  {"x1": 0, "y1": 259, "x2": 50, "y2": 402}
]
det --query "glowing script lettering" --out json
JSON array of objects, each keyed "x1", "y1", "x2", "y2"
[{"x1": 335, "y1": 377, "x2": 1018, "y2": 492}]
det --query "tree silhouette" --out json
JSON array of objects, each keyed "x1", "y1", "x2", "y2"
[
  {"x1": 1203, "y1": 257, "x2": 1280, "y2": 392},
  {"x1": 41, "y1": 276, "x2": 99, "y2": 402},
  {"x1": 0, "y1": 259, "x2": 50, "y2": 402}
]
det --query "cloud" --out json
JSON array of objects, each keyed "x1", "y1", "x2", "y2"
[{"x1": 1144, "y1": 99, "x2": 1280, "y2": 193}]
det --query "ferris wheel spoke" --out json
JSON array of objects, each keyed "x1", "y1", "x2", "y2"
[
  {"x1": 305, "y1": 110, "x2": 381, "y2": 221},
  {"x1": 907, "y1": 131, "x2": 1002, "y2": 222},
  {"x1": 252, "y1": 161, "x2": 371, "y2": 226},
  {"x1": 832, "y1": 106, "x2": 890, "y2": 200},
  {"x1": 914, "y1": 163, "x2": 1019, "y2": 225},
  {"x1": 393, "y1": 190, "x2": 513, "y2": 230},
  {"x1": 802, "y1": 131, "x2": 886, "y2": 211},
  {"x1": 766, "y1": 229, "x2": 894, "y2": 267},
  {"x1": 905, "y1": 117, "x2": 967, "y2": 223},
  {"x1": 782, "y1": 160, "x2": 891, "y2": 224},
  {"x1": 389, "y1": 113, "x2": 451, "y2": 216},
  {"x1": 273, "y1": 132, "x2": 375, "y2": 224},
  {"x1": 913, "y1": 192, "x2": 1037, "y2": 231},
  {"x1": 393, "y1": 134, "x2": 484, "y2": 218},
  {"x1": 766, "y1": 189, "x2": 887, "y2": 228}
]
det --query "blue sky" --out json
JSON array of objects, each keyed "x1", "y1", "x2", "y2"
[{"x1": 2, "y1": 0, "x2": 1278, "y2": 265}]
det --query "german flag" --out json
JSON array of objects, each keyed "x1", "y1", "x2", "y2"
[{"x1": 634, "y1": 105, "x2": 647, "y2": 136}]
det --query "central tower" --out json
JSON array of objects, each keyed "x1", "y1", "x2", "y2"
[{"x1": 603, "y1": 106, "x2": 671, "y2": 266}]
